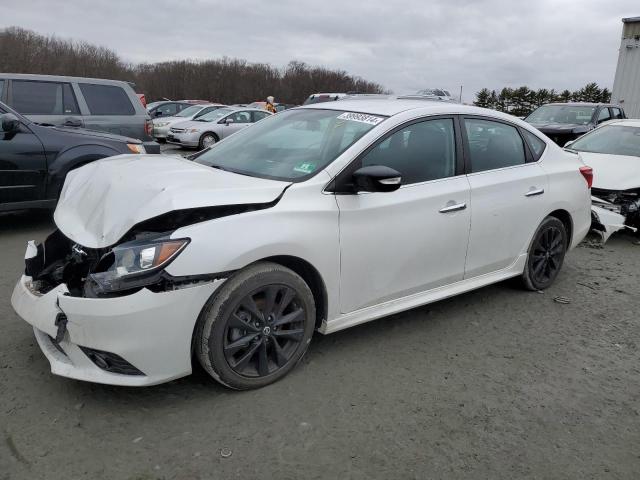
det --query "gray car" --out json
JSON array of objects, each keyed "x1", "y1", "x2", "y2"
[
  {"x1": 167, "y1": 107, "x2": 273, "y2": 149},
  {"x1": 0, "y1": 73, "x2": 159, "y2": 153}
]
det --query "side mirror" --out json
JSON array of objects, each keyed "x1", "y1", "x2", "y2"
[
  {"x1": 352, "y1": 165, "x2": 402, "y2": 193},
  {"x1": 154, "y1": 110, "x2": 163, "y2": 117},
  {"x1": 1, "y1": 113, "x2": 20, "y2": 133},
  {"x1": 224, "y1": 117, "x2": 234, "y2": 124},
  {"x1": 564, "y1": 140, "x2": 575, "y2": 148}
]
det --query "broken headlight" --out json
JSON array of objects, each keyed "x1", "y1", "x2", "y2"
[{"x1": 88, "y1": 237, "x2": 189, "y2": 294}]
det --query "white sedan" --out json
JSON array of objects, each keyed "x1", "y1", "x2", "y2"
[
  {"x1": 565, "y1": 119, "x2": 640, "y2": 240},
  {"x1": 11, "y1": 97, "x2": 592, "y2": 390}
]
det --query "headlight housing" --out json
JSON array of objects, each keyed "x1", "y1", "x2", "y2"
[
  {"x1": 127, "y1": 143, "x2": 146, "y2": 154},
  {"x1": 155, "y1": 122, "x2": 169, "y2": 127},
  {"x1": 88, "y1": 237, "x2": 189, "y2": 294},
  {"x1": 185, "y1": 128, "x2": 201, "y2": 134}
]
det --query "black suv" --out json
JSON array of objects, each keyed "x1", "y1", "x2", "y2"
[
  {"x1": 524, "y1": 102, "x2": 626, "y2": 146},
  {"x1": 0, "y1": 101, "x2": 146, "y2": 212}
]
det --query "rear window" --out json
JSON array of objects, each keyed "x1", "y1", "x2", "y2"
[
  {"x1": 79, "y1": 83, "x2": 135, "y2": 115},
  {"x1": 303, "y1": 95, "x2": 338, "y2": 105},
  {"x1": 11, "y1": 80, "x2": 80, "y2": 115},
  {"x1": 522, "y1": 130, "x2": 547, "y2": 160}
]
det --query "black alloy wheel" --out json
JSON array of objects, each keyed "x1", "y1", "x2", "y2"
[
  {"x1": 196, "y1": 262, "x2": 315, "y2": 390},
  {"x1": 522, "y1": 216, "x2": 568, "y2": 291},
  {"x1": 223, "y1": 285, "x2": 306, "y2": 378}
]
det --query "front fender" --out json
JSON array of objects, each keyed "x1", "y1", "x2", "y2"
[{"x1": 165, "y1": 185, "x2": 341, "y2": 318}]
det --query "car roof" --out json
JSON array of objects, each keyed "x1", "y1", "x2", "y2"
[
  {"x1": 0, "y1": 73, "x2": 136, "y2": 88},
  {"x1": 298, "y1": 95, "x2": 505, "y2": 118},
  {"x1": 544, "y1": 102, "x2": 620, "y2": 107}
]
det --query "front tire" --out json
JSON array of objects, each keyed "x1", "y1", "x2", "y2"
[
  {"x1": 195, "y1": 262, "x2": 315, "y2": 390},
  {"x1": 521, "y1": 216, "x2": 568, "y2": 291},
  {"x1": 198, "y1": 132, "x2": 217, "y2": 150}
]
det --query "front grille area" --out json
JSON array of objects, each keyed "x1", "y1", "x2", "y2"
[{"x1": 79, "y1": 346, "x2": 145, "y2": 376}]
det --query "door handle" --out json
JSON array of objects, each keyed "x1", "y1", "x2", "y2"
[
  {"x1": 439, "y1": 202, "x2": 467, "y2": 213},
  {"x1": 63, "y1": 117, "x2": 82, "y2": 127},
  {"x1": 525, "y1": 188, "x2": 545, "y2": 197}
]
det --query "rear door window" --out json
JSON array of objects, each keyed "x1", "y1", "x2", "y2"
[
  {"x1": 11, "y1": 80, "x2": 79, "y2": 115},
  {"x1": 0, "y1": 80, "x2": 4, "y2": 101},
  {"x1": 521, "y1": 130, "x2": 547, "y2": 161},
  {"x1": 611, "y1": 108, "x2": 624, "y2": 119},
  {"x1": 464, "y1": 118, "x2": 526, "y2": 173},
  {"x1": 79, "y1": 83, "x2": 135, "y2": 115}
]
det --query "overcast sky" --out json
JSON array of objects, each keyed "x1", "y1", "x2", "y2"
[{"x1": 2, "y1": 0, "x2": 638, "y2": 101}]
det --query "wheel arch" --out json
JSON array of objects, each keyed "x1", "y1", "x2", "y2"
[
  {"x1": 200, "y1": 131, "x2": 219, "y2": 142},
  {"x1": 547, "y1": 209, "x2": 573, "y2": 246},
  {"x1": 258, "y1": 255, "x2": 328, "y2": 330}
]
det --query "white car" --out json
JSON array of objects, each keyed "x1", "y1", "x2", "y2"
[
  {"x1": 11, "y1": 97, "x2": 592, "y2": 390},
  {"x1": 152, "y1": 103, "x2": 225, "y2": 141},
  {"x1": 167, "y1": 107, "x2": 272, "y2": 149},
  {"x1": 564, "y1": 119, "x2": 640, "y2": 241}
]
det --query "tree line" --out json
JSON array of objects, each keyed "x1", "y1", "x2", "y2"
[
  {"x1": 473, "y1": 83, "x2": 612, "y2": 117},
  {"x1": 0, "y1": 27, "x2": 385, "y2": 104}
]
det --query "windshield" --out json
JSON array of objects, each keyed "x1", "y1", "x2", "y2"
[
  {"x1": 195, "y1": 109, "x2": 385, "y2": 181},
  {"x1": 175, "y1": 105, "x2": 204, "y2": 117},
  {"x1": 146, "y1": 101, "x2": 163, "y2": 111},
  {"x1": 570, "y1": 124, "x2": 640, "y2": 157},
  {"x1": 196, "y1": 108, "x2": 233, "y2": 122},
  {"x1": 525, "y1": 105, "x2": 596, "y2": 125}
]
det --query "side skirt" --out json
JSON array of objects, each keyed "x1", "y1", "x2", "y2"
[{"x1": 321, "y1": 254, "x2": 527, "y2": 335}]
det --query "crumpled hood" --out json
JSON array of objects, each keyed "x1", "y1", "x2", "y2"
[
  {"x1": 579, "y1": 151, "x2": 640, "y2": 191},
  {"x1": 55, "y1": 154, "x2": 291, "y2": 248}
]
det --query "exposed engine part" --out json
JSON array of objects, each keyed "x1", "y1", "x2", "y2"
[
  {"x1": 25, "y1": 229, "x2": 226, "y2": 298},
  {"x1": 591, "y1": 193, "x2": 639, "y2": 243}
]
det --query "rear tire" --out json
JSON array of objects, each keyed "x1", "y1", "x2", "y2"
[
  {"x1": 521, "y1": 216, "x2": 568, "y2": 291},
  {"x1": 195, "y1": 262, "x2": 315, "y2": 390}
]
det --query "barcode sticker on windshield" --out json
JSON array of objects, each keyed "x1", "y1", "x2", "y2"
[{"x1": 336, "y1": 112, "x2": 384, "y2": 126}]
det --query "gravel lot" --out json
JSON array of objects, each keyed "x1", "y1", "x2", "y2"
[{"x1": 1, "y1": 209, "x2": 639, "y2": 479}]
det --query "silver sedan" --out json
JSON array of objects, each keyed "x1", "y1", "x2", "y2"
[
  {"x1": 167, "y1": 107, "x2": 273, "y2": 149},
  {"x1": 152, "y1": 103, "x2": 225, "y2": 141}
]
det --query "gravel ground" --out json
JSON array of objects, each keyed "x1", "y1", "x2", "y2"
[{"x1": 1, "y1": 211, "x2": 639, "y2": 480}]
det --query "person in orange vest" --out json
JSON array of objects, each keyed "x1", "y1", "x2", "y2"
[{"x1": 265, "y1": 96, "x2": 277, "y2": 114}]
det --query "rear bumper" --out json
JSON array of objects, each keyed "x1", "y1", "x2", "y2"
[
  {"x1": 11, "y1": 275, "x2": 222, "y2": 386},
  {"x1": 143, "y1": 140, "x2": 161, "y2": 154}
]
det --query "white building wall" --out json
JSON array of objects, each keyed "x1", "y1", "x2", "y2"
[{"x1": 612, "y1": 20, "x2": 640, "y2": 119}]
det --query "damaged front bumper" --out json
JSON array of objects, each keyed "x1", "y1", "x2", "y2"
[
  {"x1": 591, "y1": 196, "x2": 638, "y2": 243},
  {"x1": 11, "y1": 273, "x2": 222, "y2": 386}
]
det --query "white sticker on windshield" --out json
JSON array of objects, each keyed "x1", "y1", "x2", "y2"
[{"x1": 336, "y1": 112, "x2": 384, "y2": 126}]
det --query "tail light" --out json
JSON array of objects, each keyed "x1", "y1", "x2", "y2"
[
  {"x1": 144, "y1": 118, "x2": 153, "y2": 137},
  {"x1": 579, "y1": 166, "x2": 593, "y2": 188},
  {"x1": 137, "y1": 93, "x2": 147, "y2": 108}
]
